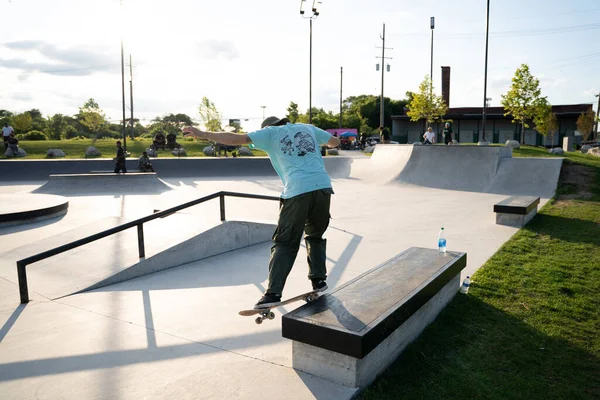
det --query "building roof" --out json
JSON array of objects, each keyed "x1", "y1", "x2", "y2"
[{"x1": 392, "y1": 103, "x2": 593, "y2": 120}]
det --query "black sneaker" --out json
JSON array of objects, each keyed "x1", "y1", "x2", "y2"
[
  {"x1": 253, "y1": 293, "x2": 282, "y2": 309},
  {"x1": 311, "y1": 279, "x2": 328, "y2": 292}
]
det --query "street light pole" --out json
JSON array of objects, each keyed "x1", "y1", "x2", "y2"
[
  {"x1": 482, "y1": 0, "x2": 490, "y2": 142},
  {"x1": 261, "y1": 106, "x2": 266, "y2": 121},
  {"x1": 120, "y1": 0, "x2": 127, "y2": 151},
  {"x1": 300, "y1": 0, "x2": 321, "y2": 125},
  {"x1": 595, "y1": 93, "x2": 600, "y2": 141},
  {"x1": 339, "y1": 66, "x2": 343, "y2": 129},
  {"x1": 430, "y1": 17, "x2": 434, "y2": 100}
]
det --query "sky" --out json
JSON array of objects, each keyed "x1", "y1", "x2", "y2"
[{"x1": 0, "y1": 0, "x2": 599, "y2": 131}]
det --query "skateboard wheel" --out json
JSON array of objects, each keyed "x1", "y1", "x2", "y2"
[
  {"x1": 255, "y1": 317, "x2": 263, "y2": 324},
  {"x1": 267, "y1": 311, "x2": 275, "y2": 320}
]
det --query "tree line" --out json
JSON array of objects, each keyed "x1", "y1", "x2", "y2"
[{"x1": 2, "y1": 68, "x2": 596, "y2": 143}]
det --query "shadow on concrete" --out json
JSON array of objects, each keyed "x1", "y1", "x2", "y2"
[
  {"x1": 0, "y1": 213, "x2": 67, "y2": 235},
  {"x1": 0, "y1": 304, "x2": 27, "y2": 343}
]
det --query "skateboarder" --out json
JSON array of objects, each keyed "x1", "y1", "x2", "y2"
[{"x1": 183, "y1": 116, "x2": 340, "y2": 309}]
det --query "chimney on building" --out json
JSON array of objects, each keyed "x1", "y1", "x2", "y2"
[{"x1": 441, "y1": 66, "x2": 450, "y2": 107}]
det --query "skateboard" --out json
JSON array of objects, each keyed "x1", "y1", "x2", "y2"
[{"x1": 239, "y1": 290, "x2": 322, "y2": 324}]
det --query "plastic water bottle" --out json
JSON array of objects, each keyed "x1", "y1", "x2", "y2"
[
  {"x1": 460, "y1": 276, "x2": 471, "y2": 294},
  {"x1": 438, "y1": 227, "x2": 447, "y2": 253}
]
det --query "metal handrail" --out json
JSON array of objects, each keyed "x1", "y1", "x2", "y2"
[{"x1": 16, "y1": 191, "x2": 279, "y2": 304}]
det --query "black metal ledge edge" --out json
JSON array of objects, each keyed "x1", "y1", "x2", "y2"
[
  {"x1": 0, "y1": 202, "x2": 68, "y2": 224},
  {"x1": 282, "y1": 250, "x2": 467, "y2": 359},
  {"x1": 494, "y1": 197, "x2": 540, "y2": 215}
]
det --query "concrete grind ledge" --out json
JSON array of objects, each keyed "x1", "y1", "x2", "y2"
[{"x1": 292, "y1": 274, "x2": 461, "y2": 388}]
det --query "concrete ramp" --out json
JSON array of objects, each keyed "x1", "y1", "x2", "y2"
[
  {"x1": 351, "y1": 145, "x2": 562, "y2": 197},
  {"x1": 33, "y1": 173, "x2": 172, "y2": 196},
  {"x1": 0, "y1": 215, "x2": 274, "y2": 300}
]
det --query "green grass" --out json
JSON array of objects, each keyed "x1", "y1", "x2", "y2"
[
  {"x1": 359, "y1": 150, "x2": 600, "y2": 400},
  {"x1": 1, "y1": 138, "x2": 267, "y2": 159}
]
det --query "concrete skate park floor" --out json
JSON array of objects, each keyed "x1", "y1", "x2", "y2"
[{"x1": 0, "y1": 155, "x2": 555, "y2": 399}]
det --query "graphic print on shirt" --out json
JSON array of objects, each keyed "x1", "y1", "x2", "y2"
[
  {"x1": 280, "y1": 136, "x2": 294, "y2": 155},
  {"x1": 293, "y1": 132, "x2": 316, "y2": 156}
]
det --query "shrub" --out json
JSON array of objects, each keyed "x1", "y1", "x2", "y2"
[{"x1": 21, "y1": 130, "x2": 48, "y2": 140}]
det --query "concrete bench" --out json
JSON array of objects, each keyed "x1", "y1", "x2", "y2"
[
  {"x1": 494, "y1": 196, "x2": 540, "y2": 227},
  {"x1": 282, "y1": 247, "x2": 467, "y2": 388}
]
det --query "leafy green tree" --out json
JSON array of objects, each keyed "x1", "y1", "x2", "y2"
[
  {"x1": 46, "y1": 114, "x2": 70, "y2": 140},
  {"x1": 11, "y1": 112, "x2": 33, "y2": 134},
  {"x1": 198, "y1": 97, "x2": 222, "y2": 131},
  {"x1": 286, "y1": 102, "x2": 300, "y2": 123},
  {"x1": 78, "y1": 98, "x2": 107, "y2": 140},
  {"x1": 533, "y1": 102, "x2": 558, "y2": 146},
  {"x1": 576, "y1": 109, "x2": 596, "y2": 142},
  {"x1": 26, "y1": 109, "x2": 46, "y2": 132},
  {"x1": 406, "y1": 75, "x2": 448, "y2": 128},
  {"x1": 501, "y1": 64, "x2": 546, "y2": 144}
]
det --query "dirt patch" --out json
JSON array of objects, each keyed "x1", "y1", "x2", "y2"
[{"x1": 557, "y1": 163, "x2": 595, "y2": 200}]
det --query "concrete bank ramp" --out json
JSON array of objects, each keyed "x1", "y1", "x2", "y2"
[
  {"x1": 351, "y1": 145, "x2": 562, "y2": 197},
  {"x1": 0, "y1": 216, "x2": 274, "y2": 300},
  {"x1": 33, "y1": 173, "x2": 172, "y2": 196}
]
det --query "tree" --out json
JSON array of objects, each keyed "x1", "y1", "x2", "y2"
[
  {"x1": 198, "y1": 97, "x2": 222, "y2": 131},
  {"x1": 406, "y1": 75, "x2": 448, "y2": 128},
  {"x1": 11, "y1": 112, "x2": 33, "y2": 134},
  {"x1": 533, "y1": 102, "x2": 558, "y2": 147},
  {"x1": 286, "y1": 102, "x2": 299, "y2": 123},
  {"x1": 501, "y1": 64, "x2": 546, "y2": 144},
  {"x1": 46, "y1": 114, "x2": 70, "y2": 140},
  {"x1": 576, "y1": 109, "x2": 596, "y2": 142},
  {"x1": 78, "y1": 98, "x2": 107, "y2": 139}
]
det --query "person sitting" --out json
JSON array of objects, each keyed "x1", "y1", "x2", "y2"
[
  {"x1": 166, "y1": 132, "x2": 180, "y2": 150},
  {"x1": 153, "y1": 133, "x2": 166, "y2": 150},
  {"x1": 7, "y1": 133, "x2": 19, "y2": 156},
  {"x1": 138, "y1": 151, "x2": 155, "y2": 172}
]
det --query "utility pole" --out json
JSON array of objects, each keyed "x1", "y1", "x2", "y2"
[
  {"x1": 129, "y1": 54, "x2": 134, "y2": 140},
  {"x1": 120, "y1": 0, "x2": 127, "y2": 151},
  {"x1": 595, "y1": 93, "x2": 600, "y2": 141},
  {"x1": 481, "y1": 0, "x2": 490, "y2": 142},
  {"x1": 430, "y1": 17, "x2": 434, "y2": 98},
  {"x1": 339, "y1": 66, "x2": 343, "y2": 129},
  {"x1": 376, "y1": 23, "x2": 392, "y2": 129}
]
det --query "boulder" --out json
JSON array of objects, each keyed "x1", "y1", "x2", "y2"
[
  {"x1": 505, "y1": 140, "x2": 520, "y2": 149},
  {"x1": 238, "y1": 147, "x2": 253, "y2": 156},
  {"x1": 4, "y1": 148, "x2": 26, "y2": 157},
  {"x1": 46, "y1": 149, "x2": 66, "y2": 158},
  {"x1": 587, "y1": 147, "x2": 600, "y2": 157},
  {"x1": 203, "y1": 145, "x2": 215, "y2": 156},
  {"x1": 85, "y1": 146, "x2": 101, "y2": 157},
  {"x1": 452, "y1": 140, "x2": 460, "y2": 145},
  {"x1": 363, "y1": 146, "x2": 375, "y2": 153},
  {"x1": 581, "y1": 145, "x2": 592, "y2": 154},
  {"x1": 146, "y1": 147, "x2": 158, "y2": 158},
  {"x1": 327, "y1": 148, "x2": 339, "y2": 156},
  {"x1": 548, "y1": 147, "x2": 564, "y2": 155},
  {"x1": 172, "y1": 147, "x2": 186, "y2": 156}
]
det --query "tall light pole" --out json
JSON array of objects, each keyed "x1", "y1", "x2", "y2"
[
  {"x1": 120, "y1": 0, "x2": 127, "y2": 151},
  {"x1": 300, "y1": 0, "x2": 321, "y2": 124},
  {"x1": 376, "y1": 23, "x2": 392, "y2": 129},
  {"x1": 482, "y1": 0, "x2": 490, "y2": 142},
  {"x1": 595, "y1": 93, "x2": 600, "y2": 141},
  {"x1": 339, "y1": 66, "x2": 343, "y2": 128},
  {"x1": 261, "y1": 105, "x2": 266, "y2": 121},
  {"x1": 430, "y1": 17, "x2": 435, "y2": 100}
]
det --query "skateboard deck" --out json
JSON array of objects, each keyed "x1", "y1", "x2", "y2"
[{"x1": 239, "y1": 289, "x2": 322, "y2": 324}]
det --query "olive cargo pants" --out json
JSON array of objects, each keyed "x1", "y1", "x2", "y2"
[{"x1": 266, "y1": 189, "x2": 331, "y2": 295}]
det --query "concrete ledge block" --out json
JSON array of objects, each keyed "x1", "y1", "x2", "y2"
[
  {"x1": 496, "y1": 208, "x2": 537, "y2": 227},
  {"x1": 292, "y1": 274, "x2": 460, "y2": 388}
]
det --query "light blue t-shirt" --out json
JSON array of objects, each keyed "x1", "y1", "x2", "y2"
[{"x1": 248, "y1": 123, "x2": 333, "y2": 199}]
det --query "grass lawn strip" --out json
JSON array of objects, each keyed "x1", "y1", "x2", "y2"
[{"x1": 359, "y1": 150, "x2": 600, "y2": 399}]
